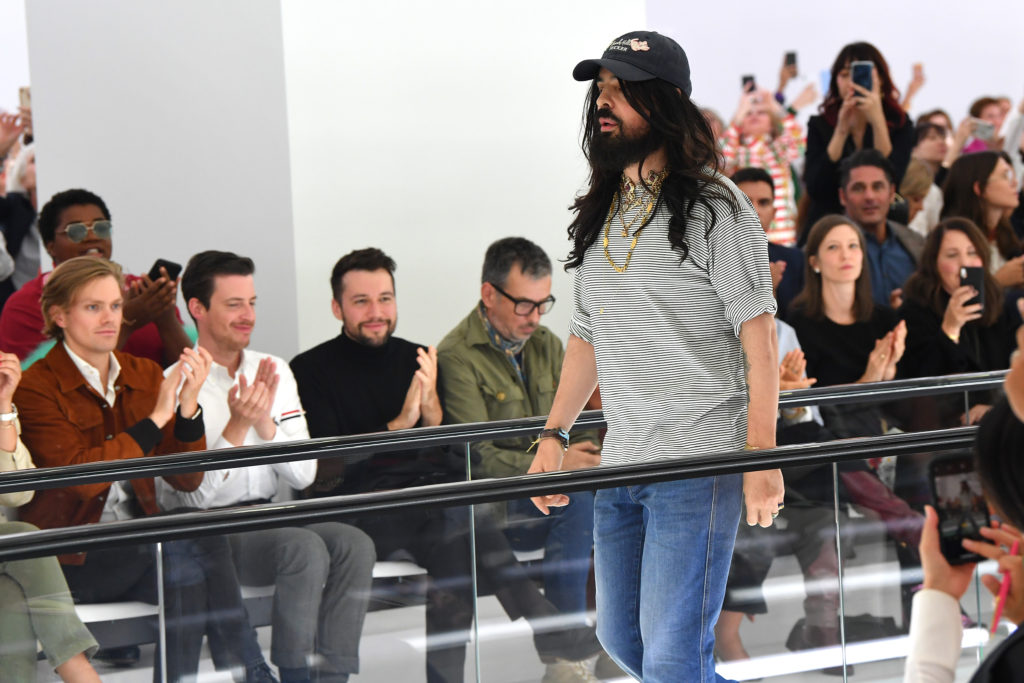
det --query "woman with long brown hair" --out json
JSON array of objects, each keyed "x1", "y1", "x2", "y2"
[
  {"x1": 941, "y1": 151, "x2": 1024, "y2": 288},
  {"x1": 900, "y1": 218, "x2": 1017, "y2": 425},
  {"x1": 801, "y1": 42, "x2": 914, "y2": 243}
]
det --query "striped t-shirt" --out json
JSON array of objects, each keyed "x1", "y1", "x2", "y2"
[{"x1": 568, "y1": 174, "x2": 777, "y2": 466}]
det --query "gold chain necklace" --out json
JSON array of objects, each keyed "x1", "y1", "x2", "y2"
[{"x1": 603, "y1": 171, "x2": 667, "y2": 273}]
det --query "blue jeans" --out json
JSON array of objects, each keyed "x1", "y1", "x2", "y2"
[
  {"x1": 504, "y1": 491, "x2": 595, "y2": 619},
  {"x1": 594, "y1": 476, "x2": 742, "y2": 683}
]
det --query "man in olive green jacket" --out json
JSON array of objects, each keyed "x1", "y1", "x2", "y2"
[{"x1": 438, "y1": 238, "x2": 601, "y2": 659}]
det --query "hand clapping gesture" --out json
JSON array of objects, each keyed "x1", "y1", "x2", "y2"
[
  {"x1": 123, "y1": 269, "x2": 179, "y2": 329},
  {"x1": 860, "y1": 320, "x2": 906, "y2": 383},
  {"x1": 222, "y1": 356, "x2": 278, "y2": 445},
  {"x1": 779, "y1": 349, "x2": 817, "y2": 390}
]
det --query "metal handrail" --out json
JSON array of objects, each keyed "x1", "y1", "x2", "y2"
[
  {"x1": 0, "y1": 370, "x2": 1004, "y2": 496},
  {"x1": 0, "y1": 426, "x2": 977, "y2": 561}
]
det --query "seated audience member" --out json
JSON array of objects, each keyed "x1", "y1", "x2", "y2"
[
  {"x1": 787, "y1": 215, "x2": 905, "y2": 435},
  {"x1": 1010, "y1": 301, "x2": 1024, "y2": 418},
  {"x1": 721, "y1": 86, "x2": 814, "y2": 246},
  {"x1": 961, "y1": 97, "x2": 1008, "y2": 155},
  {"x1": 838, "y1": 150, "x2": 925, "y2": 307},
  {"x1": 906, "y1": 398, "x2": 1024, "y2": 681},
  {"x1": 802, "y1": 42, "x2": 914, "y2": 241},
  {"x1": 158, "y1": 250, "x2": 374, "y2": 683},
  {"x1": 13, "y1": 257, "x2": 273, "y2": 683},
  {"x1": 900, "y1": 218, "x2": 1017, "y2": 426},
  {"x1": 909, "y1": 123, "x2": 950, "y2": 235},
  {"x1": 0, "y1": 189, "x2": 190, "y2": 366},
  {"x1": 1, "y1": 142, "x2": 40, "y2": 306},
  {"x1": 0, "y1": 348, "x2": 100, "y2": 683},
  {"x1": 290, "y1": 248, "x2": 602, "y2": 683},
  {"x1": 941, "y1": 152, "x2": 1024, "y2": 289},
  {"x1": 436, "y1": 237, "x2": 613, "y2": 675},
  {"x1": 733, "y1": 168, "x2": 805, "y2": 317},
  {"x1": 903, "y1": 159, "x2": 940, "y2": 238}
]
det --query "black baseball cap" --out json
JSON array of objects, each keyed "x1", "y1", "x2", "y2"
[{"x1": 573, "y1": 31, "x2": 692, "y2": 97}]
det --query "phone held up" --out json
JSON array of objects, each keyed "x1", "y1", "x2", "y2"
[
  {"x1": 148, "y1": 259, "x2": 183, "y2": 283},
  {"x1": 850, "y1": 61, "x2": 873, "y2": 95},
  {"x1": 784, "y1": 51, "x2": 797, "y2": 68},
  {"x1": 742, "y1": 75, "x2": 756, "y2": 93},
  {"x1": 930, "y1": 453, "x2": 991, "y2": 565},
  {"x1": 971, "y1": 118, "x2": 996, "y2": 141},
  {"x1": 960, "y1": 266, "x2": 985, "y2": 309}
]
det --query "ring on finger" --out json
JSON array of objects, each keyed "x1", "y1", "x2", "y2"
[{"x1": 771, "y1": 511, "x2": 779, "y2": 519}]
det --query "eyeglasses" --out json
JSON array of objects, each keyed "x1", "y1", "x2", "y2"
[
  {"x1": 57, "y1": 220, "x2": 112, "y2": 243},
  {"x1": 489, "y1": 282, "x2": 555, "y2": 316}
]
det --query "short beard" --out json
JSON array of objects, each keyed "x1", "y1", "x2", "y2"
[
  {"x1": 589, "y1": 121, "x2": 662, "y2": 174},
  {"x1": 344, "y1": 320, "x2": 395, "y2": 347}
]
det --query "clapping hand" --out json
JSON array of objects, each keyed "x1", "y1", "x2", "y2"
[
  {"x1": 779, "y1": 349, "x2": 817, "y2": 390},
  {"x1": 0, "y1": 111, "x2": 25, "y2": 158}
]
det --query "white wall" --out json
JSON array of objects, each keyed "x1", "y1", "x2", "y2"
[
  {"x1": 649, "y1": 0, "x2": 1024, "y2": 130},
  {"x1": 24, "y1": 0, "x2": 299, "y2": 355},
  {"x1": 0, "y1": 0, "x2": 30, "y2": 112},
  {"x1": 281, "y1": 0, "x2": 645, "y2": 351}
]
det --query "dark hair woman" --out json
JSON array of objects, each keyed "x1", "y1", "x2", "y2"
[
  {"x1": 787, "y1": 214, "x2": 906, "y2": 436},
  {"x1": 941, "y1": 151, "x2": 1024, "y2": 289},
  {"x1": 800, "y1": 42, "x2": 914, "y2": 244}
]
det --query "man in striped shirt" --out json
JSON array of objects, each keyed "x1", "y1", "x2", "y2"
[{"x1": 528, "y1": 31, "x2": 784, "y2": 682}]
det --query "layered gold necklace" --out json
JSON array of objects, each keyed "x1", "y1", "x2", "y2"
[{"x1": 603, "y1": 169, "x2": 668, "y2": 273}]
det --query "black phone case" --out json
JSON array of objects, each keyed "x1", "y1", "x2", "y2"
[
  {"x1": 929, "y1": 454, "x2": 989, "y2": 565},
  {"x1": 960, "y1": 267, "x2": 985, "y2": 309},
  {"x1": 148, "y1": 259, "x2": 182, "y2": 282}
]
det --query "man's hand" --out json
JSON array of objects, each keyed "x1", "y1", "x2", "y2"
[
  {"x1": 743, "y1": 468, "x2": 784, "y2": 528},
  {"x1": 388, "y1": 375, "x2": 422, "y2": 431},
  {"x1": 251, "y1": 356, "x2": 280, "y2": 440},
  {"x1": 888, "y1": 287, "x2": 903, "y2": 310},
  {"x1": 123, "y1": 274, "x2": 178, "y2": 331},
  {"x1": 177, "y1": 346, "x2": 212, "y2": 419},
  {"x1": 416, "y1": 346, "x2": 442, "y2": 427},
  {"x1": 221, "y1": 370, "x2": 271, "y2": 445},
  {"x1": 561, "y1": 441, "x2": 601, "y2": 471},
  {"x1": 528, "y1": 438, "x2": 570, "y2": 514},
  {"x1": 919, "y1": 505, "x2": 977, "y2": 600}
]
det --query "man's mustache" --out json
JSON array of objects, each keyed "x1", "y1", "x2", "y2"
[{"x1": 596, "y1": 107, "x2": 621, "y2": 125}]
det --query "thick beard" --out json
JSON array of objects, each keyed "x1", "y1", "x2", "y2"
[{"x1": 589, "y1": 125, "x2": 662, "y2": 174}]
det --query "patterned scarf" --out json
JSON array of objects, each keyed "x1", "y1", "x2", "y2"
[{"x1": 479, "y1": 302, "x2": 527, "y2": 385}]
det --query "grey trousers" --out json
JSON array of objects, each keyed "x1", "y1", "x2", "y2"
[
  {"x1": 228, "y1": 522, "x2": 375, "y2": 674},
  {"x1": 0, "y1": 522, "x2": 98, "y2": 682}
]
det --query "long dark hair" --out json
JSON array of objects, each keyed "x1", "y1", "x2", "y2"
[
  {"x1": 975, "y1": 398, "x2": 1024, "y2": 531},
  {"x1": 820, "y1": 42, "x2": 905, "y2": 131},
  {"x1": 566, "y1": 77, "x2": 738, "y2": 269},
  {"x1": 791, "y1": 214, "x2": 875, "y2": 322},
  {"x1": 941, "y1": 151, "x2": 1023, "y2": 261},
  {"x1": 903, "y1": 218, "x2": 1002, "y2": 327}
]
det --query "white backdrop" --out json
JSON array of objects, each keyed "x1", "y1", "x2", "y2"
[{"x1": 0, "y1": 0, "x2": 29, "y2": 113}]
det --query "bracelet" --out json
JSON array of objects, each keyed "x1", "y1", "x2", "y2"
[
  {"x1": 0, "y1": 404, "x2": 18, "y2": 422},
  {"x1": 744, "y1": 444, "x2": 759, "y2": 451},
  {"x1": 528, "y1": 427, "x2": 570, "y2": 452},
  {"x1": 945, "y1": 331, "x2": 960, "y2": 343}
]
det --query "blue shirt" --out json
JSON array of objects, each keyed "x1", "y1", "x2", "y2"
[{"x1": 862, "y1": 222, "x2": 916, "y2": 306}]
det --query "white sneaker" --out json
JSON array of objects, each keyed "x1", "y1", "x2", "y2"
[{"x1": 542, "y1": 656, "x2": 600, "y2": 683}]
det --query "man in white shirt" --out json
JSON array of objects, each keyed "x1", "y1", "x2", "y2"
[{"x1": 158, "y1": 250, "x2": 375, "y2": 683}]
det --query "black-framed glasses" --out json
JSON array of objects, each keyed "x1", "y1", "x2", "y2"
[
  {"x1": 57, "y1": 220, "x2": 112, "y2": 243},
  {"x1": 489, "y1": 282, "x2": 555, "y2": 316}
]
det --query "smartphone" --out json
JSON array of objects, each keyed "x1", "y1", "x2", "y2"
[
  {"x1": 784, "y1": 51, "x2": 797, "y2": 67},
  {"x1": 960, "y1": 266, "x2": 985, "y2": 309},
  {"x1": 741, "y1": 75, "x2": 756, "y2": 93},
  {"x1": 850, "y1": 61, "x2": 873, "y2": 95},
  {"x1": 971, "y1": 118, "x2": 996, "y2": 141},
  {"x1": 18, "y1": 87, "x2": 30, "y2": 110},
  {"x1": 930, "y1": 453, "x2": 990, "y2": 565},
  {"x1": 148, "y1": 258, "x2": 183, "y2": 282}
]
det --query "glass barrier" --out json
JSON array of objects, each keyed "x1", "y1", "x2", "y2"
[{"x1": 0, "y1": 371, "x2": 1009, "y2": 682}]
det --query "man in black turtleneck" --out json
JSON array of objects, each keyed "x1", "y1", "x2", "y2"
[{"x1": 289, "y1": 248, "x2": 602, "y2": 683}]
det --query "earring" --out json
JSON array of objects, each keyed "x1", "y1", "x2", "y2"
[{"x1": 813, "y1": 267, "x2": 821, "y2": 274}]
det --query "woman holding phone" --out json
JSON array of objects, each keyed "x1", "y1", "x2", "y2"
[
  {"x1": 801, "y1": 42, "x2": 914, "y2": 243},
  {"x1": 899, "y1": 218, "x2": 1017, "y2": 426},
  {"x1": 941, "y1": 151, "x2": 1024, "y2": 288}
]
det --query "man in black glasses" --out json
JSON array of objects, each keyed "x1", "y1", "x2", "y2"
[
  {"x1": 437, "y1": 237, "x2": 612, "y2": 681},
  {"x1": 0, "y1": 188, "x2": 190, "y2": 367}
]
